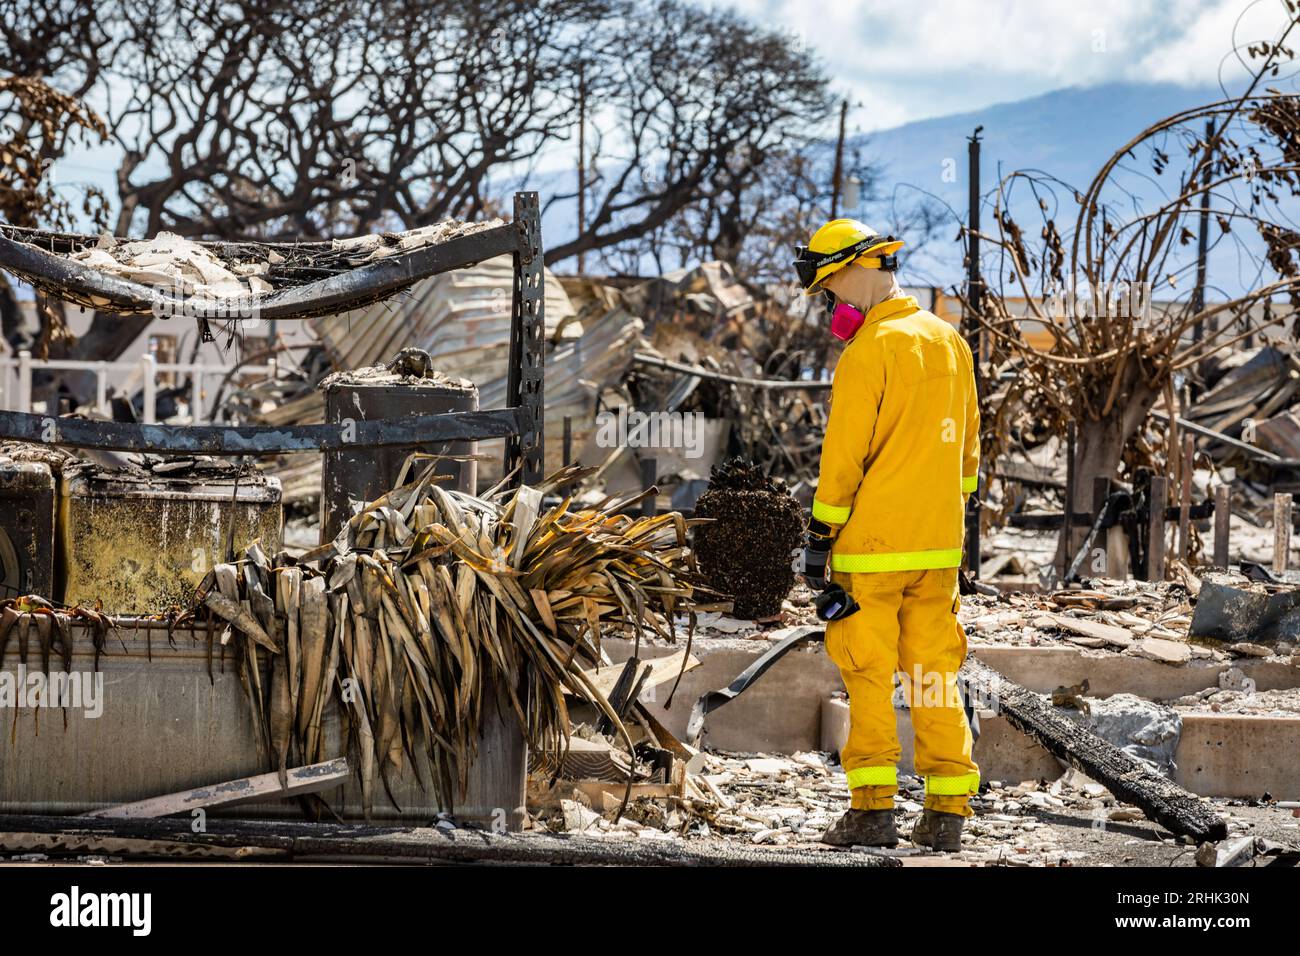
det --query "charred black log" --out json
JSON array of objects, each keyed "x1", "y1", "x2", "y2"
[{"x1": 961, "y1": 658, "x2": 1228, "y2": 844}]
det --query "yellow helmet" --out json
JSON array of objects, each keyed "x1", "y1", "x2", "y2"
[{"x1": 793, "y1": 219, "x2": 904, "y2": 295}]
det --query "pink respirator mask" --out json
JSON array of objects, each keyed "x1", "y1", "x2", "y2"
[{"x1": 826, "y1": 296, "x2": 865, "y2": 341}]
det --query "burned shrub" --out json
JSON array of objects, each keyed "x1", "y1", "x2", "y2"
[{"x1": 692, "y1": 458, "x2": 804, "y2": 619}]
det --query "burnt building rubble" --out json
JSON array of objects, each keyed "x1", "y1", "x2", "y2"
[{"x1": 0, "y1": 192, "x2": 1298, "y2": 869}]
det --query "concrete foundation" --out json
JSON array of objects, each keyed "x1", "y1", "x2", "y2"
[
  {"x1": 0, "y1": 622, "x2": 526, "y2": 828},
  {"x1": 606, "y1": 635, "x2": 1300, "y2": 799}
]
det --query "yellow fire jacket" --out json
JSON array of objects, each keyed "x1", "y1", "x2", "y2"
[{"x1": 812, "y1": 296, "x2": 979, "y2": 573}]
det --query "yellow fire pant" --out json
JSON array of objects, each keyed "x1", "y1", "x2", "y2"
[{"x1": 824, "y1": 567, "x2": 979, "y2": 817}]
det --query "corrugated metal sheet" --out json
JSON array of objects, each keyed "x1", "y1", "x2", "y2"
[
  {"x1": 257, "y1": 255, "x2": 576, "y2": 428},
  {"x1": 260, "y1": 260, "x2": 643, "y2": 496},
  {"x1": 315, "y1": 253, "x2": 576, "y2": 378},
  {"x1": 476, "y1": 304, "x2": 644, "y2": 486}
]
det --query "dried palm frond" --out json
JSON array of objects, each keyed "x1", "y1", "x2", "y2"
[{"x1": 196, "y1": 462, "x2": 707, "y2": 819}]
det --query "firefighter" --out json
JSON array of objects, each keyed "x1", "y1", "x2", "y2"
[{"x1": 793, "y1": 219, "x2": 980, "y2": 852}]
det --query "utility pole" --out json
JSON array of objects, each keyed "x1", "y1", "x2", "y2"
[
  {"x1": 965, "y1": 126, "x2": 984, "y2": 577},
  {"x1": 1188, "y1": 119, "x2": 1215, "y2": 403},
  {"x1": 576, "y1": 63, "x2": 587, "y2": 275},
  {"x1": 830, "y1": 98, "x2": 848, "y2": 218},
  {"x1": 1192, "y1": 119, "x2": 1213, "y2": 342}
]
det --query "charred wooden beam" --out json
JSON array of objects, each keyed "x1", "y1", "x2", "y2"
[
  {"x1": 961, "y1": 658, "x2": 1227, "y2": 843},
  {"x1": 0, "y1": 406, "x2": 526, "y2": 455},
  {"x1": 0, "y1": 813, "x2": 896, "y2": 867}
]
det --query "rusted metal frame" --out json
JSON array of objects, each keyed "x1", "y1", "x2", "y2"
[
  {"x1": 506, "y1": 191, "x2": 545, "y2": 485},
  {"x1": 0, "y1": 222, "x2": 521, "y2": 322},
  {"x1": 0, "y1": 407, "x2": 525, "y2": 454},
  {"x1": 0, "y1": 193, "x2": 548, "y2": 477}
]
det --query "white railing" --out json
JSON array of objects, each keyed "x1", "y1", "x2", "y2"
[{"x1": 0, "y1": 350, "x2": 274, "y2": 423}]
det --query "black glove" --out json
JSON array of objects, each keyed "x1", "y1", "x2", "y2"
[{"x1": 803, "y1": 517, "x2": 833, "y2": 591}]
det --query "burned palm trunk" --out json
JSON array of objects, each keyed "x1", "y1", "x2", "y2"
[
  {"x1": 320, "y1": 353, "x2": 479, "y2": 542},
  {"x1": 693, "y1": 458, "x2": 803, "y2": 619}
]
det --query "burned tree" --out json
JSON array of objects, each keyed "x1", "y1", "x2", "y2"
[
  {"x1": 0, "y1": 73, "x2": 108, "y2": 356},
  {"x1": 542, "y1": 0, "x2": 834, "y2": 275},
  {"x1": 971, "y1": 25, "x2": 1300, "y2": 573},
  {"x1": 0, "y1": 0, "x2": 836, "y2": 386}
]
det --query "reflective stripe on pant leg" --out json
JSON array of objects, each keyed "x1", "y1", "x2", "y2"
[
  {"x1": 925, "y1": 772, "x2": 980, "y2": 795},
  {"x1": 846, "y1": 765, "x2": 898, "y2": 789}
]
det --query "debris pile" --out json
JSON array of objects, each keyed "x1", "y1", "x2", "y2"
[
  {"x1": 981, "y1": 338, "x2": 1300, "y2": 587},
  {"x1": 205, "y1": 259, "x2": 833, "y2": 516},
  {"x1": 960, "y1": 579, "x2": 1299, "y2": 664},
  {"x1": 525, "y1": 748, "x2": 1299, "y2": 867},
  {"x1": 0, "y1": 217, "x2": 504, "y2": 310}
]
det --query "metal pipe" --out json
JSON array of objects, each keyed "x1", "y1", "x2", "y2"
[
  {"x1": 141, "y1": 353, "x2": 157, "y2": 424},
  {"x1": 632, "y1": 352, "x2": 831, "y2": 390}
]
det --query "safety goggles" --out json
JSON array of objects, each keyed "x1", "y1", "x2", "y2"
[{"x1": 792, "y1": 235, "x2": 899, "y2": 289}]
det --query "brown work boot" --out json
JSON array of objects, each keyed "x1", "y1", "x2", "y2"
[
  {"x1": 821, "y1": 809, "x2": 898, "y2": 847},
  {"x1": 909, "y1": 808, "x2": 965, "y2": 852}
]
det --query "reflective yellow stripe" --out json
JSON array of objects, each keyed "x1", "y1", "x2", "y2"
[
  {"x1": 812, "y1": 498, "x2": 851, "y2": 525},
  {"x1": 961, "y1": 474, "x2": 978, "y2": 493},
  {"x1": 925, "y1": 772, "x2": 980, "y2": 796},
  {"x1": 846, "y1": 765, "x2": 898, "y2": 789},
  {"x1": 831, "y1": 548, "x2": 963, "y2": 573}
]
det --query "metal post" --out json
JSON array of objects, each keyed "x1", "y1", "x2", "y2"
[
  {"x1": 141, "y1": 353, "x2": 157, "y2": 424},
  {"x1": 1061, "y1": 421, "x2": 1075, "y2": 579},
  {"x1": 1274, "y1": 492, "x2": 1292, "y2": 575},
  {"x1": 507, "y1": 191, "x2": 545, "y2": 486},
  {"x1": 17, "y1": 350, "x2": 31, "y2": 414},
  {"x1": 1191, "y1": 120, "x2": 1213, "y2": 345},
  {"x1": 640, "y1": 457, "x2": 657, "y2": 517},
  {"x1": 965, "y1": 126, "x2": 984, "y2": 576},
  {"x1": 1177, "y1": 435, "x2": 1194, "y2": 562},
  {"x1": 1213, "y1": 484, "x2": 1231, "y2": 568},
  {"x1": 1147, "y1": 475, "x2": 1167, "y2": 581}
]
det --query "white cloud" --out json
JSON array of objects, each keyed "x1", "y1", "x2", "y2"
[
  {"x1": 721, "y1": 0, "x2": 1294, "y2": 128},
  {"x1": 1136, "y1": 0, "x2": 1294, "y2": 85}
]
